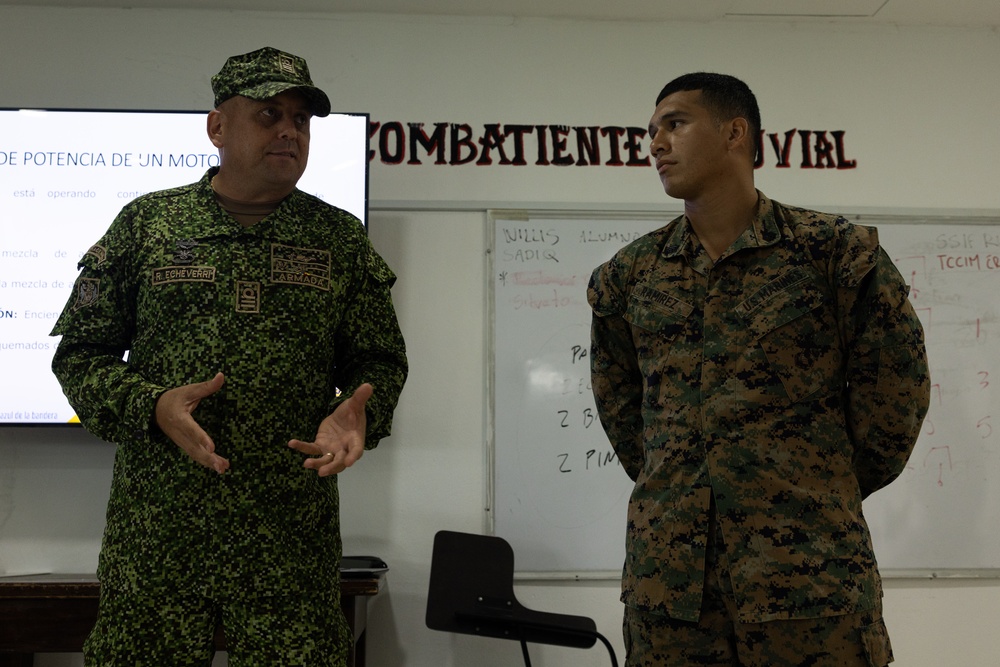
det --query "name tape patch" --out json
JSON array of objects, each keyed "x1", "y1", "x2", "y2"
[{"x1": 152, "y1": 265, "x2": 217, "y2": 286}]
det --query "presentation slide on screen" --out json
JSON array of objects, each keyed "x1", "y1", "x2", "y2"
[{"x1": 0, "y1": 109, "x2": 368, "y2": 425}]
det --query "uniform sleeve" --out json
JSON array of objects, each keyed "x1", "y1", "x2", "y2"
[
  {"x1": 838, "y1": 225, "x2": 930, "y2": 498},
  {"x1": 588, "y1": 256, "x2": 645, "y2": 481},
  {"x1": 50, "y1": 208, "x2": 168, "y2": 444},
  {"x1": 328, "y1": 238, "x2": 408, "y2": 449}
]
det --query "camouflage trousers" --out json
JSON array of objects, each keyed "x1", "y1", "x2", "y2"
[
  {"x1": 83, "y1": 585, "x2": 351, "y2": 667},
  {"x1": 624, "y1": 511, "x2": 893, "y2": 667}
]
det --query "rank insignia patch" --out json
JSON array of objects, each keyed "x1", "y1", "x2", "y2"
[{"x1": 236, "y1": 281, "x2": 261, "y2": 314}]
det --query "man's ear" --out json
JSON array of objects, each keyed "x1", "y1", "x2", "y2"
[
  {"x1": 727, "y1": 117, "x2": 750, "y2": 152},
  {"x1": 207, "y1": 109, "x2": 224, "y2": 149}
]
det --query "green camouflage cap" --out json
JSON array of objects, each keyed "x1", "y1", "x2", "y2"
[{"x1": 211, "y1": 47, "x2": 331, "y2": 117}]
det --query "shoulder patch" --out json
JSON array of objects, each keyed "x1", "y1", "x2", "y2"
[
  {"x1": 71, "y1": 277, "x2": 100, "y2": 311},
  {"x1": 84, "y1": 244, "x2": 108, "y2": 265}
]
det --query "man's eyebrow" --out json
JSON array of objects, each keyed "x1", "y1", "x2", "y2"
[
  {"x1": 658, "y1": 110, "x2": 687, "y2": 122},
  {"x1": 648, "y1": 110, "x2": 686, "y2": 132}
]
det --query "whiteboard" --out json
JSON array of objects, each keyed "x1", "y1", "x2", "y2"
[
  {"x1": 488, "y1": 210, "x2": 1000, "y2": 576},
  {"x1": 858, "y1": 217, "x2": 1000, "y2": 575},
  {"x1": 489, "y1": 210, "x2": 674, "y2": 575}
]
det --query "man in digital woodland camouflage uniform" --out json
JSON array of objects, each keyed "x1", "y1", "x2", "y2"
[
  {"x1": 588, "y1": 73, "x2": 929, "y2": 667},
  {"x1": 50, "y1": 47, "x2": 407, "y2": 666}
]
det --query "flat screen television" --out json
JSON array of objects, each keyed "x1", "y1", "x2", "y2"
[{"x1": 0, "y1": 108, "x2": 370, "y2": 426}]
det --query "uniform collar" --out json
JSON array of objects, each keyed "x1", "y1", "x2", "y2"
[{"x1": 659, "y1": 190, "x2": 783, "y2": 262}]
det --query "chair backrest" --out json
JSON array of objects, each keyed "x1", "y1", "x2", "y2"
[{"x1": 426, "y1": 530, "x2": 597, "y2": 649}]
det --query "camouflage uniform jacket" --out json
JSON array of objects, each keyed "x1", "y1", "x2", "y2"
[
  {"x1": 51, "y1": 168, "x2": 408, "y2": 599},
  {"x1": 588, "y1": 193, "x2": 929, "y2": 623}
]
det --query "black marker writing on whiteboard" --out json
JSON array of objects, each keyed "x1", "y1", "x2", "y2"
[
  {"x1": 556, "y1": 408, "x2": 597, "y2": 429},
  {"x1": 555, "y1": 448, "x2": 621, "y2": 473},
  {"x1": 501, "y1": 227, "x2": 559, "y2": 245}
]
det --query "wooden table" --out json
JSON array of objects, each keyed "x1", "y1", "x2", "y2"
[{"x1": 0, "y1": 572, "x2": 384, "y2": 667}]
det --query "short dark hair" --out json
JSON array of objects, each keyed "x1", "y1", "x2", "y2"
[{"x1": 655, "y1": 72, "x2": 761, "y2": 161}]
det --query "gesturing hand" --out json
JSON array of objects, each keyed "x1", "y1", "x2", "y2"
[
  {"x1": 154, "y1": 372, "x2": 229, "y2": 474},
  {"x1": 288, "y1": 383, "x2": 373, "y2": 477}
]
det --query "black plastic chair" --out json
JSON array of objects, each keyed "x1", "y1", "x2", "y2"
[{"x1": 426, "y1": 530, "x2": 618, "y2": 667}]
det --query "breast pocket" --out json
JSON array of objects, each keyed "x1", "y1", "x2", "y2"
[
  {"x1": 624, "y1": 287, "x2": 692, "y2": 338},
  {"x1": 623, "y1": 285, "x2": 694, "y2": 379},
  {"x1": 738, "y1": 277, "x2": 842, "y2": 403}
]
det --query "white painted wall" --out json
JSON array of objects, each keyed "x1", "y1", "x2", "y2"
[{"x1": 1, "y1": 6, "x2": 998, "y2": 666}]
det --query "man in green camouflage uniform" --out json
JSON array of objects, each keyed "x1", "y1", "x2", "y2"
[
  {"x1": 50, "y1": 47, "x2": 407, "y2": 666},
  {"x1": 588, "y1": 73, "x2": 929, "y2": 666}
]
